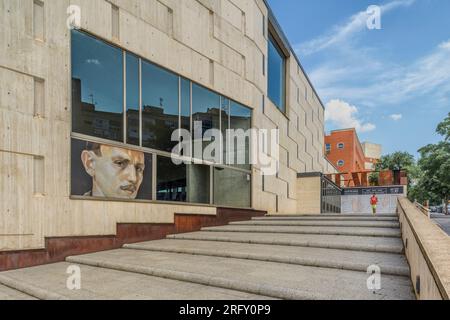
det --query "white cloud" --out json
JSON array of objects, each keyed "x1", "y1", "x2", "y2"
[
  {"x1": 325, "y1": 99, "x2": 376, "y2": 133},
  {"x1": 312, "y1": 39, "x2": 450, "y2": 107},
  {"x1": 389, "y1": 114, "x2": 403, "y2": 121},
  {"x1": 439, "y1": 40, "x2": 450, "y2": 50},
  {"x1": 296, "y1": 0, "x2": 415, "y2": 56}
]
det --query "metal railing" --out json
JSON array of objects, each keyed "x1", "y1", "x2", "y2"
[{"x1": 321, "y1": 175, "x2": 342, "y2": 214}]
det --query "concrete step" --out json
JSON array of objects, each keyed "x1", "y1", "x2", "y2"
[
  {"x1": 201, "y1": 225, "x2": 402, "y2": 238},
  {"x1": 0, "y1": 262, "x2": 272, "y2": 300},
  {"x1": 252, "y1": 216, "x2": 398, "y2": 222},
  {"x1": 167, "y1": 231, "x2": 404, "y2": 254},
  {"x1": 269, "y1": 214, "x2": 398, "y2": 218},
  {"x1": 232, "y1": 220, "x2": 400, "y2": 228},
  {"x1": 66, "y1": 249, "x2": 415, "y2": 300},
  {"x1": 0, "y1": 283, "x2": 37, "y2": 300},
  {"x1": 125, "y1": 239, "x2": 410, "y2": 276}
]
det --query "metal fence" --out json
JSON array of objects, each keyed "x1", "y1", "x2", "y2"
[{"x1": 321, "y1": 175, "x2": 342, "y2": 214}]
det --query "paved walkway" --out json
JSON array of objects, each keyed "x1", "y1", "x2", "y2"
[
  {"x1": 431, "y1": 214, "x2": 450, "y2": 236},
  {"x1": 0, "y1": 214, "x2": 415, "y2": 300}
]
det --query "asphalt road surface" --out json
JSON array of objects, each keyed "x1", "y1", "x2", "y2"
[{"x1": 431, "y1": 214, "x2": 450, "y2": 236}]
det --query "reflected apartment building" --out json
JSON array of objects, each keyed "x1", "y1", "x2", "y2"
[{"x1": 0, "y1": 0, "x2": 336, "y2": 268}]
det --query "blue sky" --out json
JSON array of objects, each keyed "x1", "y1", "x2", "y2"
[{"x1": 267, "y1": 0, "x2": 450, "y2": 157}]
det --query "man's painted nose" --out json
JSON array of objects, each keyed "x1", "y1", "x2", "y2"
[{"x1": 126, "y1": 166, "x2": 138, "y2": 183}]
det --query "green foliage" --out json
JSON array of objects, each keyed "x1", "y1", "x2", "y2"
[
  {"x1": 436, "y1": 112, "x2": 450, "y2": 142},
  {"x1": 379, "y1": 114, "x2": 450, "y2": 210},
  {"x1": 408, "y1": 114, "x2": 450, "y2": 212},
  {"x1": 368, "y1": 172, "x2": 379, "y2": 186},
  {"x1": 375, "y1": 151, "x2": 415, "y2": 171},
  {"x1": 417, "y1": 141, "x2": 450, "y2": 209}
]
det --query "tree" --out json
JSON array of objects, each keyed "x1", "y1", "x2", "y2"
[
  {"x1": 417, "y1": 141, "x2": 450, "y2": 214},
  {"x1": 436, "y1": 112, "x2": 450, "y2": 142},
  {"x1": 368, "y1": 172, "x2": 379, "y2": 186},
  {"x1": 375, "y1": 151, "x2": 416, "y2": 190},
  {"x1": 375, "y1": 151, "x2": 415, "y2": 171},
  {"x1": 411, "y1": 113, "x2": 450, "y2": 214},
  {"x1": 408, "y1": 169, "x2": 441, "y2": 205}
]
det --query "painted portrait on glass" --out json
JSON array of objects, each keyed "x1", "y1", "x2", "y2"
[{"x1": 71, "y1": 138, "x2": 152, "y2": 200}]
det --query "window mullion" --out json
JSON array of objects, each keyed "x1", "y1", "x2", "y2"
[
  {"x1": 190, "y1": 80, "x2": 193, "y2": 160},
  {"x1": 139, "y1": 58, "x2": 142, "y2": 147},
  {"x1": 123, "y1": 50, "x2": 127, "y2": 144},
  {"x1": 219, "y1": 96, "x2": 222, "y2": 165},
  {"x1": 178, "y1": 76, "x2": 181, "y2": 132},
  {"x1": 152, "y1": 154, "x2": 157, "y2": 200}
]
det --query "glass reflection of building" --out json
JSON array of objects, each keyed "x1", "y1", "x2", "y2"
[
  {"x1": 72, "y1": 78, "x2": 123, "y2": 142},
  {"x1": 71, "y1": 29, "x2": 252, "y2": 208}
]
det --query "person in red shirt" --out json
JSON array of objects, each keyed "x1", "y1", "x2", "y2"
[{"x1": 370, "y1": 194, "x2": 378, "y2": 215}]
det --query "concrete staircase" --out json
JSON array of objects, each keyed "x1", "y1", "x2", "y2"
[{"x1": 0, "y1": 213, "x2": 415, "y2": 300}]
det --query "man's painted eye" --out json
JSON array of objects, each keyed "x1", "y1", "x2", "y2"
[
  {"x1": 136, "y1": 166, "x2": 144, "y2": 173},
  {"x1": 115, "y1": 160, "x2": 127, "y2": 168}
]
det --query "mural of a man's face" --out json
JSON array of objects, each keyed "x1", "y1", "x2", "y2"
[{"x1": 81, "y1": 144, "x2": 145, "y2": 199}]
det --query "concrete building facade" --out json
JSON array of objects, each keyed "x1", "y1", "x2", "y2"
[
  {"x1": 362, "y1": 142, "x2": 382, "y2": 170},
  {"x1": 0, "y1": 0, "x2": 333, "y2": 256}
]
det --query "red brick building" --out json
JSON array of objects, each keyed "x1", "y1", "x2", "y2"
[{"x1": 325, "y1": 129, "x2": 367, "y2": 184}]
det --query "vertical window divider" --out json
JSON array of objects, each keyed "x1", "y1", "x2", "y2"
[
  {"x1": 178, "y1": 77, "x2": 181, "y2": 132},
  {"x1": 139, "y1": 58, "x2": 143, "y2": 147},
  {"x1": 178, "y1": 77, "x2": 181, "y2": 155},
  {"x1": 227, "y1": 99, "x2": 231, "y2": 166},
  {"x1": 210, "y1": 166, "x2": 214, "y2": 205},
  {"x1": 219, "y1": 96, "x2": 222, "y2": 165},
  {"x1": 152, "y1": 154, "x2": 157, "y2": 200},
  {"x1": 189, "y1": 80, "x2": 193, "y2": 160},
  {"x1": 123, "y1": 51, "x2": 127, "y2": 144}
]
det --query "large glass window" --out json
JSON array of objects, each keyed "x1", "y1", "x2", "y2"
[
  {"x1": 126, "y1": 53, "x2": 140, "y2": 146},
  {"x1": 213, "y1": 167, "x2": 251, "y2": 208},
  {"x1": 157, "y1": 156, "x2": 210, "y2": 204},
  {"x1": 180, "y1": 78, "x2": 191, "y2": 132},
  {"x1": 229, "y1": 101, "x2": 251, "y2": 169},
  {"x1": 192, "y1": 83, "x2": 220, "y2": 162},
  {"x1": 71, "y1": 30, "x2": 124, "y2": 142},
  {"x1": 186, "y1": 164, "x2": 210, "y2": 204},
  {"x1": 268, "y1": 33, "x2": 286, "y2": 112},
  {"x1": 71, "y1": 31, "x2": 253, "y2": 208},
  {"x1": 142, "y1": 61, "x2": 179, "y2": 152},
  {"x1": 221, "y1": 97, "x2": 230, "y2": 165},
  {"x1": 157, "y1": 156, "x2": 187, "y2": 202}
]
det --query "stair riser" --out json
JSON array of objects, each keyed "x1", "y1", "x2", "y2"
[
  {"x1": 253, "y1": 218, "x2": 398, "y2": 222},
  {"x1": 65, "y1": 256, "x2": 329, "y2": 300},
  {"x1": 166, "y1": 235, "x2": 404, "y2": 254},
  {"x1": 124, "y1": 245, "x2": 410, "y2": 277},
  {"x1": 267, "y1": 215, "x2": 398, "y2": 218},
  {"x1": 0, "y1": 275, "x2": 68, "y2": 300},
  {"x1": 201, "y1": 229, "x2": 401, "y2": 238},
  {"x1": 233, "y1": 223, "x2": 400, "y2": 228}
]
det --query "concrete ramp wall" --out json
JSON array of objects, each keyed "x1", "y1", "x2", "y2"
[{"x1": 398, "y1": 198, "x2": 450, "y2": 300}]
